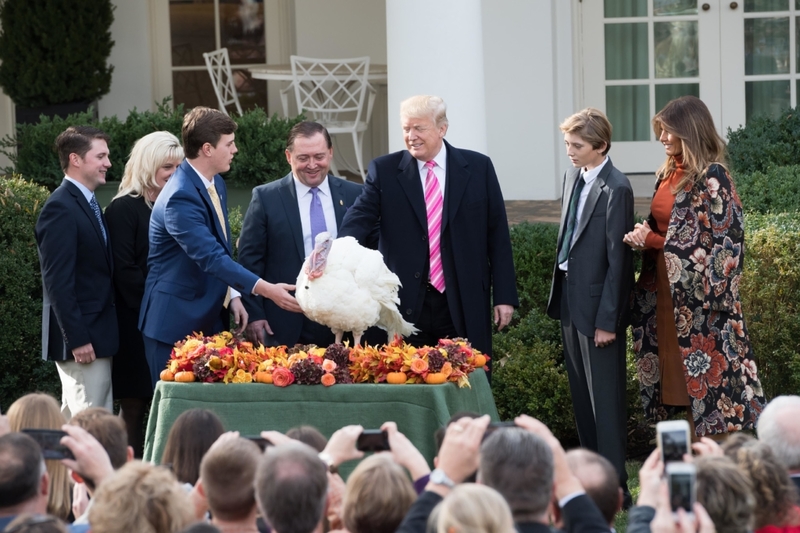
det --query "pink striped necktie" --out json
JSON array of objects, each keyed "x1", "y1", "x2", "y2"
[{"x1": 424, "y1": 160, "x2": 445, "y2": 292}]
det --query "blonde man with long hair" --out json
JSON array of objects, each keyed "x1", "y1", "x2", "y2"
[
  {"x1": 105, "y1": 131, "x2": 183, "y2": 457},
  {"x1": 625, "y1": 95, "x2": 765, "y2": 439}
]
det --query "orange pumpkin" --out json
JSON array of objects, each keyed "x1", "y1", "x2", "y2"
[
  {"x1": 472, "y1": 354, "x2": 487, "y2": 368},
  {"x1": 425, "y1": 372, "x2": 447, "y2": 384},
  {"x1": 255, "y1": 371, "x2": 274, "y2": 384},
  {"x1": 386, "y1": 372, "x2": 407, "y2": 384},
  {"x1": 160, "y1": 369, "x2": 175, "y2": 381},
  {"x1": 174, "y1": 371, "x2": 196, "y2": 383}
]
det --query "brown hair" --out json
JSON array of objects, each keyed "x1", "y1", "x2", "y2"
[
  {"x1": 286, "y1": 425, "x2": 328, "y2": 452},
  {"x1": 723, "y1": 433, "x2": 800, "y2": 529},
  {"x1": 55, "y1": 126, "x2": 110, "y2": 173},
  {"x1": 182, "y1": 107, "x2": 237, "y2": 159},
  {"x1": 160, "y1": 408, "x2": 224, "y2": 485},
  {"x1": 199, "y1": 437, "x2": 261, "y2": 521},
  {"x1": 559, "y1": 108, "x2": 613, "y2": 156},
  {"x1": 69, "y1": 407, "x2": 129, "y2": 472},
  {"x1": 341, "y1": 454, "x2": 417, "y2": 533},
  {"x1": 565, "y1": 449, "x2": 620, "y2": 525},
  {"x1": 652, "y1": 95, "x2": 727, "y2": 193},
  {"x1": 3, "y1": 513, "x2": 68, "y2": 533},
  {"x1": 696, "y1": 456, "x2": 755, "y2": 533},
  {"x1": 7, "y1": 393, "x2": 72, "y2": 520},
  {"x1": 89, "y1": 461, "x2": 193, "y2": 533},
  {"x1": 286, "y1": 122, "x2": 332, "y2": 152}
]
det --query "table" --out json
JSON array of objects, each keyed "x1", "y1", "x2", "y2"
[
  {"x1": 143, "y1": 370, "x2": 498, "y2": 474},
  {"x1": 249, "y1": 63, "x2": 388, "y2": 83}
]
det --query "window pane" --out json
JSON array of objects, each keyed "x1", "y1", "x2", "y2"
[
  {"x1": 797, "y1": 16, "x2": 800, "y2": 73},
  {"x1": 606, "y1": 85, "x2": 650, "y2": 141},
  {"x1": 654, "y1": 0, "x2": 698, "y2": 16},
  {"x1": 746, "y1": 80, "x2": 790, "y2": 121},
  {"x1": 220, "y1": 1, "x2": 266, "y2": 65},
  {"x1": 173, "y1": 70, "x2": 217, "y2": 110},
  {"x1": 744, "y1": 0, "x2": 788, "y2": 11},
  {"x1": 605, "y1": 0, "x2": 647, "y2": 17},
  {"x1": 654, "y1": 21, "x2": 699, "y2": 78},
  {"x1": 170, "y1": 0, "x2": 215, "y2": 67},
  {"x1": 745, "y1": 17, "x2": 790, "y2": 75},
  {"x1": 655, "y1": 84, "x2": 700, "y2": 112},
  {"x1": 605, "y1": 23, "x2": 649, "y2": 80}
]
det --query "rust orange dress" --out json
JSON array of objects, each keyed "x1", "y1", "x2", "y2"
[{"x1": 644, "y1": 157, "x2": 691, "y2": 406}]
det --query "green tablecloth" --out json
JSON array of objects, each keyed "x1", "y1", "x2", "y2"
[{"x1": 143, "y1": 369, "x2": 498, "y2": 473}]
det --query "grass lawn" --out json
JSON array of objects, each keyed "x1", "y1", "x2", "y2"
[{"x1": 614, "y1": 460, "x2": 644, "y2": 533}]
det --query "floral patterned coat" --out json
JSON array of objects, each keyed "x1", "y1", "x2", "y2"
[{"x1": 631, "y1": 163, "x2": 766, "y2": 436}]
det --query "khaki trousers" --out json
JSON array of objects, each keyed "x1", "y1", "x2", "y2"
[{"x1": 55, "y1": 358, "x2": 113, "y2": 419}]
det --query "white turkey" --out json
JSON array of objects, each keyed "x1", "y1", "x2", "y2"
[{"x1": 296, "y1": 232, "x2": 417, "y2": 345}]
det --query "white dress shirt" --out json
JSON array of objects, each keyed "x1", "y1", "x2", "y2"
[
  {"x1": 559, "y1": 156, "x2": 608, "y2": 271},
  {"x1": 416, "y1": 143, "x2": 448, "y2": 195},
  {"x1": 64, "y1": 176, "x2": 94, "y2": 203},
  {"x1": 293, "y1": 175, "x2": 337, "y2": 257}
]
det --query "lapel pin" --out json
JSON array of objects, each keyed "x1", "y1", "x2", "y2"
[{"x1": 339, "y1": 199, "x2": 344, "y2": 206}]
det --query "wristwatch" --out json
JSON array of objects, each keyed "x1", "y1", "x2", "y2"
[{"x1": 429, "y1": 468, "x2": 456, "y2": 488}]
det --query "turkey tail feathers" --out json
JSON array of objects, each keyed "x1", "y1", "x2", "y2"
[{"x1": 378, "y1": 302, "x2": 418, "y2": 340}]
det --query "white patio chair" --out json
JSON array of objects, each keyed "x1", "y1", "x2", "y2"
[
  {"x1": 202, "y1": 48, "x2": 243, "y2": 116},
  {"x1": 283, "y1": 56, "x2": 376, "y2": 179}
]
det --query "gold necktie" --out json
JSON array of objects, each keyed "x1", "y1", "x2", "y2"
[{"x1": 207, "y1": 185, "x2": 231, "y2": 308}]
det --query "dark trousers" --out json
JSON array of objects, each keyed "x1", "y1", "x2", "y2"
[
  {"x1": 560, "y1": 275, "x2": 628, "y2": 486},
  {"x1": 405, "y1": 284, "x2": 458, "y2": 348},
  {"x1": 143, "y1": 334, "x2": 176, "y2": 388}
]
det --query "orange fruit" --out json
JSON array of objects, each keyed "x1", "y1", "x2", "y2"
[
  {"x1": 160, "y1": 369, "x2": 175, "y2": 381},
  {"x1": 174, "y1": 371, "x2": 196, "y2": 383},
  {"x1": 425, "y1": 372, "x2": 447, "y2": 384},
  {"x1": 386, "y1": 372, "x2": 407, "y2": 384}
]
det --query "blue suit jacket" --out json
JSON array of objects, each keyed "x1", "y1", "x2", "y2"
[
  {"x1": 139, "y1": 160, "x2": 259, "y2": 345},
  {"x1": 338, "y1": 140, "x2": 518, "y2": 355},
  {"x1": 237, "y1": 173, "x2": 365, "y2": 346}
]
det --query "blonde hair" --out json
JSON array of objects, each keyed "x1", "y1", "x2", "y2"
[
  {"x1": 89, "y1": 461, "x2": 193, "y2": 533},
  {"x1": 113, "y1": 131, "x2": 184, "y2": 207},
  {"x1": 560, "y1": 108, "x2": 613, "y2": 156},
  {"x1": 652, "y1": 95, "x2": 727, "y2": 193},
  {"x1": 434, "y1": 484, "x2": 516, "y2": 533},
  {"x1": 7, "y1": 393, "x2": 72, "y2": 521},
  {"x1": 400, "y1": 95, "x2": 449, "y2": 128},
  {"x1": 342, "y1": 454, "x2": 417, "y2": 533}
]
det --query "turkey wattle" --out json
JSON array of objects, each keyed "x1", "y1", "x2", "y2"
[{"x1": 296, "y1": 232, "x2": 417, "y2": 345}]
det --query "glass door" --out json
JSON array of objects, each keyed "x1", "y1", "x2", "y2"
[{"x1": 580, "y1": 0, "x2": 800, "y2": 173}]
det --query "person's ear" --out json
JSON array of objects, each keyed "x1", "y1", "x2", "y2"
[
  {"x1": 41, "y1": 470, "x2": 50, "y2": 497},
  {"x1": 195, "y1": 477, "x2": 206, "y2": 498},
  {"x1": 285, "y1": 148, "x2": 292, "y2": 165},
  {"x1": 433, "y1": 456, "x2": 439, "y2": 468},
  {"x1": 616, "y1": 486, "x2": 624, "y2": 514},
  {"x1": 126, "y1": 446, "x2": 134, "y2": 462}
]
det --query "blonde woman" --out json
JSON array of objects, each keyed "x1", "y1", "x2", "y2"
[
  {"x1": 433, "y1": 484, "x2": 515, "y2": 533},
  {"x1": 625, "y1": 95, "x2": 765, "y2": 438},
  {"x1": 7, "y1": 393, "x2": 73, "y2": 521},
  {"x1": 105, "y1": 131, "x2": 184, "y2": 456}
]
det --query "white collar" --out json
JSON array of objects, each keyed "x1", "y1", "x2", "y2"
[
  {"x1": 581, "y1": 156, "x2": 608, "y2": 185},
  {"x1": 416, "y1": 143, "x2": 447, "y2": 173}
]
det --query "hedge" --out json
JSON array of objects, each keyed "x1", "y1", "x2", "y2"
[
  {"x1": 733, "y1": 165, "x2": 800, "y2": 215},
  {"x1": 726, "y1": 106, "x2": 800, "y2": 176},
  {"x1": 0, "y1": 99, "x2": 302, "y2": 190}
]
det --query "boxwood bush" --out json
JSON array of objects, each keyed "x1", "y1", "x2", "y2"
[
  {"x1": 727, "y1": 106, "x2": 800, "y2": 176},
  {"x1": 0, "y1": 100, "x2": 301, "y2": 190},
  {"x1": 0, "y1": 176, "x2": 60, "y2": 411},
  {"x1": 733, "y1": 165, "x2": 800, "y2": 215}
]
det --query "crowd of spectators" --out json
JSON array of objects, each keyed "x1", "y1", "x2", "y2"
[{"x1": 2, "y1": 394, "x2": 800, "y2": 533}]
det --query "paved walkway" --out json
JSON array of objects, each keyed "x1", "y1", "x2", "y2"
[{"x1": 505, "y1": 197, "x2": 653, "y2": 225}]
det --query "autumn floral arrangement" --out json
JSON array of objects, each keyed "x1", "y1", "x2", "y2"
[{"x1": 159, "y1": 332, "x2": 487, "y2": 388}]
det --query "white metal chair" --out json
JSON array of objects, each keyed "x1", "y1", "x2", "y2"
[
  {"x1": 282, "y1": 56, "x2": 376, "y2": 179},
  {"x1": 202, "y1": 48, "x2": 243, "y2": 116}
]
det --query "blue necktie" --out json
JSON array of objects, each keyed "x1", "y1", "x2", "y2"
[
  {"x1": 557, "y1": 173, "x2": 585, "y2": 264},
  {"x1": 89, "y1": 194, "x2": 107, "y2": 244},
  {"x1": 309, "y1": 187, "x2": 327, "y2": 247}
]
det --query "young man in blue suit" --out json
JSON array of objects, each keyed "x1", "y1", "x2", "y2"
[
  {"x1": 139, "y1": 107, "x2": 301, "y2": 386},
  {"x1": 546, "y1": 108, "x2": 634, "y2": 506},
  {"x1": 35, "y1": 126, "x2": 119, "y2": 417},
  {"x1": 339, "y1": 95, "x2": 518, "y2": 358},
  {"x1": 238, "y1": 121, "x2": 366, "y2": 347}
]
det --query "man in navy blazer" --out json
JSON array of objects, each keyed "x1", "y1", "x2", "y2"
[
  {"x1": 35, "y1": 126, "x2": 119, "y2": 417},
  {"x1": 239, "y1": 122, "x2": 366, "y2": 347},
  {"x1": 339, "y1": 95, "x2": 518, "y2": 357},
  {"x1": 139, "y1": 107, "x2": 301, "y2": 386}
]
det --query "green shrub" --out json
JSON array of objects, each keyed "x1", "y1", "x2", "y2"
[
  {"x1": 0, "y1": 176, "x2": 60, "y2": 411},
  {"x1": 726, "y1": 106, "x2": 800, "y2": 176},
  {"x1": 0, "y1": 102, "x2": 301, "y2": 190},
  {"x1": 0, "y1": 0, "x2": 114, "y2": 107},
  {"x1": 507, "y1": 222, "x2": 559, "y2": 320},
  {"x1": 734, "y1": 165, "x2": 800, "y2": 214},
  {"x1": 740, "y1": 213, "x2": 800, "y2": 400}
]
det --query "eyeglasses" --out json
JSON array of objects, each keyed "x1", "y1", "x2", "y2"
[{"x1": 4, "y1": 514, "x2": 60, "y2": 533}]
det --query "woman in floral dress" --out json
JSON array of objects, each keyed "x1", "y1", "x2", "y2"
[{"x1": 624, "y1": 96, "x2": 765, "y2": 438}]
